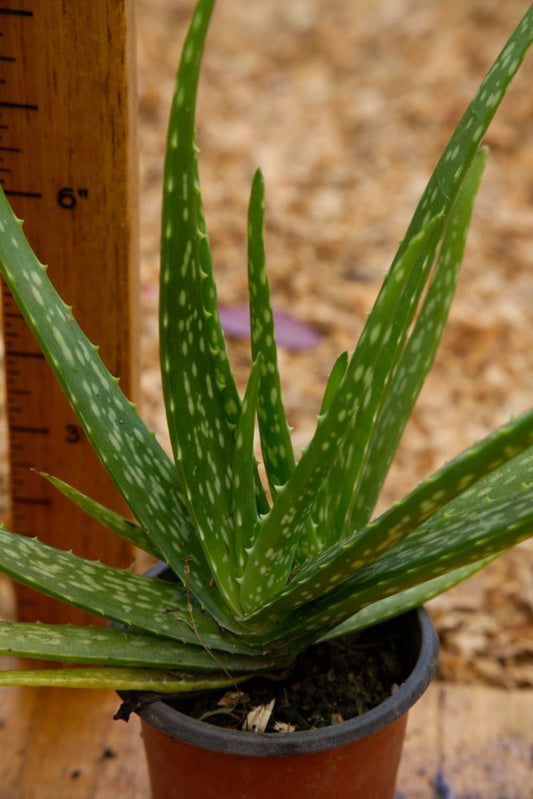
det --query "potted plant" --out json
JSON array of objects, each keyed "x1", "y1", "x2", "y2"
[{"x1": 0, "y1": 0, "x2": 532, "y2": 796}]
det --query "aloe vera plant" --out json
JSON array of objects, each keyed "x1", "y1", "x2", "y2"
[{"x1": 0, "y1": 0, "x2": 532, "y2": 694}]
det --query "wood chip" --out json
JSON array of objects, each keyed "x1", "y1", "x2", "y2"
[{"x1": 242, "y1": 699, "x2": 276, "y2": 733}]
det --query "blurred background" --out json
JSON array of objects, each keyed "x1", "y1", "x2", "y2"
[{"x1": 1, "y1": 0, "x2": 532, "y2": 687}]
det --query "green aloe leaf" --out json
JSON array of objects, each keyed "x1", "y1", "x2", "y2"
[
  {"x1": 398, "y1": 8, "x2": 533, "y2": 257},
  {"x1": 335, "y1": 3, "x2": 533, "y2": 536},
  {"x1": 232, "y1": 358, "x2": 262, "y2": 573},
  {"x1": 292, "y1": 481, "x2": 533, "y2": 643},
  {"x1": 307, "y1": 352, "x2": 349, "y2": 550},
  {"x1": 248, "y1": 169, "x2": 296, "y2": 497},
  {"x1": 318, "y1": 352, "x2": 349, "y2": 418},
  {"x1": 0, "y1": 667, "x2": 245, "y2": 693},
  {"x1": 239, "y1": 218, "x2": 441, "y2": 611},
  {"x1": 0, "y1": 189, "x2": 232, "y2": 625},
  {"x1": 0, "y1": 621, "x2": 281, "y2": 671},
  {"x1": 0, "y1": 528, "x2": 252, "y2": 648},
  {"x1": 159, "y1": 0, "x2": 244, "y2": 610},
  {"x1": 337, "y1": 147, "x2": 488, "y2": 534},
  {"x1": 247, "y1": 170, "x2": 320, "y2": 562},
  {"x1": 309, "y1": 6, "x2": 533, "y2": 545},
  {"x1": 198, "y1": 178, "x2": 270, "y2": 517},
  {"x1": 240, "y1": 409, "x2": 533, "y2": 631},
  {"x1": 37, "y1": 472, "x2": 162, "y2": 559},
  {"x1": 267, "y1": 442, "x2": 533, "y2": 645},
  {"x1": 240, "y1": 4, "x2": 533, "y2": 614},
  {"x1": 309, "y1": 212, "x2": 443, "y2": 548},
  {"x1": 318, "y1": 557, "x2": 494, "y2": 641}
]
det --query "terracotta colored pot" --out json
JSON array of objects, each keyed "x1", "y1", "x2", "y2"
[{"x1": 129, "y1": 587, "x2": 438, "y2": 799}]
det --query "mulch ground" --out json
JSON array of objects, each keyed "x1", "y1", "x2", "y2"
[{"x1": 1, "y1": 0, "x2": 532, "y2": 688}]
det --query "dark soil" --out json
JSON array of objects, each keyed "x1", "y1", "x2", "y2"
[{"x1": 167, "y1": 623, "x2": 409, "y2": 733}]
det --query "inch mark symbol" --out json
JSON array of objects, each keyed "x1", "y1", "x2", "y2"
[{"x1": 57, "y1": 186, "x2": 89, "y2": 210}]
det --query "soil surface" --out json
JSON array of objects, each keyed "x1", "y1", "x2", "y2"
[
  {"x1": 1, "y1": 0, "x2": 532, "y2": 689},
  {"x1": 135, "y1": 621, "x2": 409, "y2": 733}
]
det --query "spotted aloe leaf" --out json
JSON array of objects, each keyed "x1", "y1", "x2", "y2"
[
  {"x1": 347, "y1": 148, "x2": 488, "y2": 531},
  {"x1": 238, "y1": 217, "x2": 442, "y2": 611},
  {"x1": 247, "y1": 172, "x2": 320, "y2": 562},
  {"x1": 0, "y1": 191, "x2": 235, "y2": 626},
  {"x1": 306, "y1": 352, "x2": 350, "y2": 550},
  {"x1": 232, "y1": 358, "x2": 262, "y2": 574},
  {"x1": 0, "y1": 528, "x2": 250, "y2": 649},
  {"x1": 241, "y1": 408, "x2": 533, "y2": 632},
  {"x1": 318, "y1": 352, "x2": 349, "y2": 418},
  {"x1": 317, "y1": 557, "x2": 495, "y2": 641},
  {"x1": 37, "y1": 471, "x2": 162, "y2": 559},
  {"x1": 287, "y1": 480, "x2": 533, "y2": 644},
  {"x1": 317, "y1": 147, "x2": 488, "y2": 540},
  {"x1": 398, "y1": 9, "x2": 533, "y2": 265},
  {"x1": 0, "y1": 667, "x2": 246, "y2": 692},
  {"x1": 0, "y1": 622, "x2": 280, "y2": 672},
  {"x1": 239, "y1": 5, "x2": 533, "y2": 613},
  {"x1": 247, "y1": 170, "x2": 296, "y2": 497},
  {"x1": 160, "y1": 0, "x2": 245, "y2": 610},
  {"x1": 252, "y1": 438, "x2": 533, "y2": 645},
  {"x1": 309, "y1": 6, "x2": 533, "y2": 545}
]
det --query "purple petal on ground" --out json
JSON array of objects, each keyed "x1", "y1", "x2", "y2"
[
  {"x1": 219, "y1": 304, "x2": 321, "y2": 351},
  {"x1": 272, "y1": 310, "x2": 322, "y2": 350},
  {"x1": 218, "y1": 304, "x2": 251, "y2": 339}
]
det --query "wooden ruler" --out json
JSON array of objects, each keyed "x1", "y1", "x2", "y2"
[{"x1": 0, "y1": 1, "x2": 139, "y2": 623}]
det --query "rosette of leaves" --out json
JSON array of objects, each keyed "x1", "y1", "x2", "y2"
[{"x1": 0, "y1": 0, "x2": 532, "y2": 692}]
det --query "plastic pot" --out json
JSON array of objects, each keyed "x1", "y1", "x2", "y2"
[{"x1": 126, "y1": 567, "x2": 439, "y2": 799}]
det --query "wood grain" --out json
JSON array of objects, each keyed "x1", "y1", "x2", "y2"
[
  {"x1": 0, "y1": 679, "x2": 149, "y2": 798},
  {"x1": 398, "y1": 683, "x2": 533, "y2": 798},
  {"x1": 0, "y1": 1, "x2": 139, "y2": 624}
]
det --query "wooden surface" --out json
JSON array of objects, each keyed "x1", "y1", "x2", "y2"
[
  {"x1": 0, "y1": 681, "x2": 531, "y2": 798},
  {"x1": 397, "y1": 684, "x2": 533, "y2": 798},
  {"x1": 0, "y1": 0, "x2": 139, "y2": 624},
  {"x1": 0, "y1": 681, "x2": 149, "y2": 798}
]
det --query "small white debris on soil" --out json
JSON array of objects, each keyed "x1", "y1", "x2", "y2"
[{"x1": 242, "y1": 699, "x2": 276, "y2": 733}]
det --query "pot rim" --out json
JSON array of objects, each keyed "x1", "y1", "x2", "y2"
[{"x1": 131, "y1": 569, "x2": 439, "y2": 757}]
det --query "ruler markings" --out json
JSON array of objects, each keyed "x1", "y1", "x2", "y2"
[
  {"x1": 0, "y1": 9, "x2": 34, "y2": 18},
  {"x1": 6, "y1": 350, "x2": 45, "y2": 358},
  {"x1": 10, "y1": 426, "x2": 51, "y2": 435},
  {"x1": 4, "y1": 189, "x2": 42, "y2": 198},
  {"x1": 0, "y1": 101, "x2": 37, "y2": 110},
  {"x1": 12, "y1": 497, "x2": 52, "y2": 506}
]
